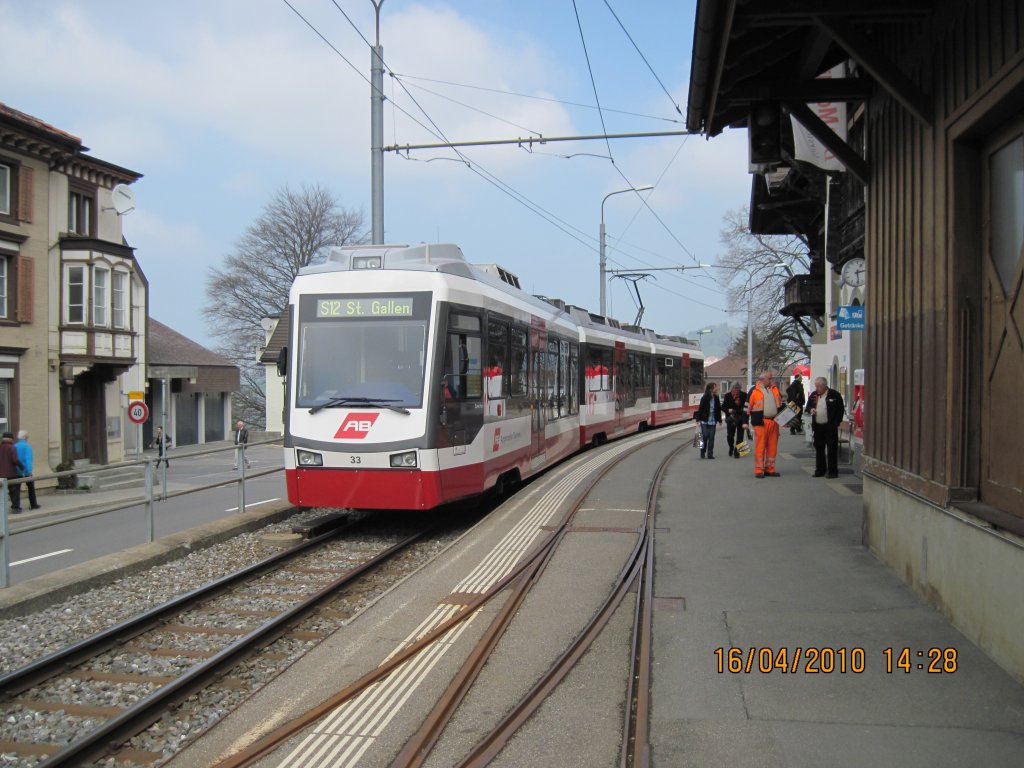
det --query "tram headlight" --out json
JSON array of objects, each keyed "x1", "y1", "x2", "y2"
[
  {"x1": 296, "y1": 449, "x2": 323, "y2": 467},
  {"x1": 389, "y1": 450, "x2": 418, "y2": 468}
]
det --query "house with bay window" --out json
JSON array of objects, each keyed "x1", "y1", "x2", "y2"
[{"x1": 1, "y1": 101, "x2": 147, "y2": 471}]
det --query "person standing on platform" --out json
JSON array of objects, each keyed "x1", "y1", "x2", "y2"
[
  {"x1": 747, "y1": 370, "x2": 783, "y2": 478},
  {"x1": 695, "y1": 383, "x2": 722, "y2": 459},
  {"x1": 786, "y1": 374, "x2": 806, "y2": 434},
  {"x1": 233, "y1": 420, "x2": 251, "y2": 470},
  {"x1": 807, "y1": 377, "x2": 846, "y2": 478},
  {"x1": 1, "y1": 431, "x2": 24, "y2": 511},
  {"x1": 722, "y1": 382, "x2": 747, "y2": 458},
  {"x1": 151, "y1": 426, "x2": 170, "y2": 468},
  {"x1": 14, "y1": 430, "x2": 40, "y2": 510}
]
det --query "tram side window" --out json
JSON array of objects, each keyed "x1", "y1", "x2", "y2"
[
  {"x1": 568, "y1": 343, "x2": 579, "y2": 414},
  {"x1": 558, "y1": 340, "x2": 570, "y2": 417},
  {"x1": 444, "y1": 312, "x2": 482, "y2": 400},
  {"x1": 639, "y1": 353, "x2": 652, "y2": 396},
  {"x1": 655, "y1": 357, "x2": 677, "y2": 401},
  {"x1": 586, "y1": 346, "x2": 612, "y2": 391},
  {"x1": 530, "y1": 346, "x2": 546, "y2": 403},
  {"x1": 689, "y1": 358, "x2": 705, "y2": 387},
  {"x1": 510, "y1": 326, "x2": 528, "y2": 398},
  {"x1": 622, "y1": 351, "x2": 638, "y2": 408},
  {"x1": 487, "y1": 318, "x2": 508, "y2": 398},
  {"x1": 546, "y1": 339, "x2": 559, "y2": 417}
]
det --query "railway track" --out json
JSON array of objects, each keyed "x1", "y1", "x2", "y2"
[
  {"x1": 0, "y1": 513, "x2": 455, "y2": 767},
  {"x1": 213, "y1": 425, "x2": 687, "y2": 768}
]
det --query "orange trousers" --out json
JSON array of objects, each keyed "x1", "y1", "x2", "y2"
[{"x1": 752, "y1": 418, "x2": 779, "y2": 475}]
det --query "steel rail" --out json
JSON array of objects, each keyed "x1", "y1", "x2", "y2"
[
  {"x1": 33, "y1": 522, "x2": 433, "y2": 768},
  {"x1": 213, "y1": 431, "x2": 677, "y2": 768},
  {"x1": 452, "y1": 444, "x2": 680, "y2": 768},
  {"x1": 385, "y1": 552, "x2": 558, "y2": 768},
  {"x1": 621, "y1": 477, "x2": 658, "y2": 768},
  {"x1": 1, "y1": 520, "x2": 343, "y2": 695}
]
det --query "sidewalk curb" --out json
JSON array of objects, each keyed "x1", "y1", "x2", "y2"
[{"x1": 0, "y1": 501, "x2": 297, "y2": 618}]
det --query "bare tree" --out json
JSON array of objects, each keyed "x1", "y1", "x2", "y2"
[
  {"x1": 715, "y1": 206, "x2": 822, "y2": 374},
  {"x1": 204, "y1": 185, "x2": 366, "y2": 426}
]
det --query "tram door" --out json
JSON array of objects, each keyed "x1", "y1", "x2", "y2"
[
  {"x1": 614, "y1": 341, "x2": 627, "y2": 431},
  {"x1": 439, "y1": 311, "x2": 484, "y2": 499},
  {"x1": 529, "y1": 324, "x2": 547, "y2": 460}
]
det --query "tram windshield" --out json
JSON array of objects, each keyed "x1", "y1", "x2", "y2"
[{"x1": 295, "y1": 293, "x2": 431, "y2": 410}]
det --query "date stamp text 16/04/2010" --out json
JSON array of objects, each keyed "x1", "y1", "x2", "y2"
[{"x1": 713, "y1": 647, "x2": 959, "y2": 674}]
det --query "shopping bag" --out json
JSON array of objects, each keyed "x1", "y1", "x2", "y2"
[{"x1": 775, "y1": 405, "x2": 799, "y2": 427}]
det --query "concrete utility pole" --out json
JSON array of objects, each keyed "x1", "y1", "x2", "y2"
[{"x1": 371, "y1": 1, "x2": 385, "y2": 244}]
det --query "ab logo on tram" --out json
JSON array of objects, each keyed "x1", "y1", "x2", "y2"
[{"x1": 335, "y1": 413, "x2": 379, "y2": 439}]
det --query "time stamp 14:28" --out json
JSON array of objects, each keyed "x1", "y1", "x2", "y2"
[{"x1": 713, "y1": 647, "x2": 959, "y2": 674}]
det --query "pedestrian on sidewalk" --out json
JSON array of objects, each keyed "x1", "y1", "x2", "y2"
[
  {"x1": 747, "y1": 370, "x2": 783, "y2": 478},
  {"x1": 722, "y1": 382, "x2": 747, "y2": 458},
  {"x1": 151, "y1": 426, "x2": 171, "y2": 468},
  {"x1": 14, "y1": 430, "x2": 40, "y2": 510},
  {"x1": 807, "y1": 376, "x2": 845, "y2": 478},
  {"x1": 695, "y1": 383, "x2": 722, "y2": 459},
  {"x1": 233, "y1": 420, "x2": 251, "y2": 469},
  {"x1": 786, "y1": 374, "x2": 806, "y2": 434},
  {"x1": 1, "y1": 431, "x2": 25, "y2": 512}
]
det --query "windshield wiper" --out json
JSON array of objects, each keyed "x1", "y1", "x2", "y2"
[{"x1": 308, "y1": 396, "x2": 411, "y2": 415}]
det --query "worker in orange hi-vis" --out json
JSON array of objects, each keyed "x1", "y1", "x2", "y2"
[{"x1": 746, "y1": 370, "x2": 784, "y2": 479}]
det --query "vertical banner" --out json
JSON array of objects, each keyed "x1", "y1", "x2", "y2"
[{"x1": 791, "y1": 63, "x2": 847, "y2": 171}]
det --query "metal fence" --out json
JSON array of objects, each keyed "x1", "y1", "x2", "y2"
[{"x1": 0, "y1": 438, "x2": 285, "y2": 589}]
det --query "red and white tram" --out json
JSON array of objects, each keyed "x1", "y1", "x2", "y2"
[{"x1": 279, "y1": 244, "x2": 704, "y2": 511}]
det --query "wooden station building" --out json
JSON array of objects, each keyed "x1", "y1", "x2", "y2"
[{"x1": 686, "y1": 0, "x2": 1024, "y2": 680}]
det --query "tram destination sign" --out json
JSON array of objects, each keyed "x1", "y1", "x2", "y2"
[{"x1": 316, "y1": 297, "x2": 414, "y2": 318}]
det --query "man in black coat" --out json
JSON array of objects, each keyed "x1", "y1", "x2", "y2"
[
  {"x1": 721, "y1": 383, "x2": 747, "y2": 458},
  {"x1": 785, "y1": 374, "x2": 806, "y2": 434},
  {"x1": 806, "y1": 377, "x2": 845, "y2": 478}
]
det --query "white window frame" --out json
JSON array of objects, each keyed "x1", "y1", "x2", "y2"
[
  {"x1": 112, "y1": 269, "x2": 129, "y2": 329},
  {"x1": 0, "y1": 164, "x2": 9, "y2": 216},
  {"x1": 64, "y1": 264, "x2": 86, "y2": 324},
  {"x1": 68, "y1": 189, "x2": 94, "y2": 236},
  {"x1": 0, "y1": 257, "x2": 7, "y2": 319},
  {"x1": 93, "y1": 265, "x2": 110, "y2": 327}
]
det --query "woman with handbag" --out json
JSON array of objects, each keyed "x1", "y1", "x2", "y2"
[{"x1": 695, "y1": 383, "x2": 723, "y2": 459}]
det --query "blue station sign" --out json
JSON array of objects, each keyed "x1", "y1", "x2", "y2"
[{"x1": 836, "y1": 305, "x2": 865, "y2": 331}]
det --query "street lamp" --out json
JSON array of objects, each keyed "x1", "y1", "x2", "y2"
[
  {"x1": 697, "y1": 328, "x2": 713, "y2": 347},
  {"x1": 740, "y1": 260, "x2": 792, "y2": 391},
  {"x1": 600, "y1": 184, "x2": 653, "y2": 316}
]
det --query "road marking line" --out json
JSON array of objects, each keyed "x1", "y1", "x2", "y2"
[
  {"x1": 12, "y1": 549, "x2": 74, "y2": 566},
  {"x1": 224, "y1": 498, "x2": 280, "y2": 513}
]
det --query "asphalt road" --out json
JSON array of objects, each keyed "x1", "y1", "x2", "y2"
[{"x1": 4, "y1": 444, "x2": 289, "y2": 586}]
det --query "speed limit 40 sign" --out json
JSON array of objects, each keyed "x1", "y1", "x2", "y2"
[{"x1": 128, "y1": 401, "x2": 150, "y2": 424}]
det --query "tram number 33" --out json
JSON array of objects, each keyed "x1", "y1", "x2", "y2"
[
  {"x1": 349, "y1": 456, "x2": 361, "y2": 464},
  {"x1": 713, "y1": 646, "x2": 958, "y2": 674}
]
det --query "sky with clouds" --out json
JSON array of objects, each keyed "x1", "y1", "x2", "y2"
[{"x1": 1, "y1": 0, "x2": 751, "y2": 349}]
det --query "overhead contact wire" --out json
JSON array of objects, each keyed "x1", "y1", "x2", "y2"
[{"x1": 572, "y1": 0, "x2": 614, "y2": 163}]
